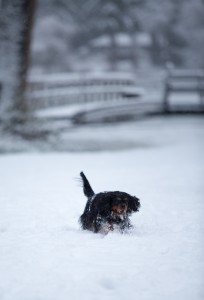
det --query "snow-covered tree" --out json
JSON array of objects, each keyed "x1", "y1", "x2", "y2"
[
  {"x1": 29, "y1": 0, "x2": 204, "y2": 72},
  {"x1": 0, "y1": 0, "x2": 35, "y2": 121},
  {"x1": 140, "y1": 0, "x2": 204, "y2": 67},
  {"x1": 53, "y1": 0, "x2": 145, "y2": 70},
  {"x1": 179, "y1": 0, "x2": 204, "y2": 68}
]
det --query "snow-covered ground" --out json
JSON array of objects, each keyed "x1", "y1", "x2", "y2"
[{"x1": 0, "y1": 116, "x2": 204, "y2": 300}]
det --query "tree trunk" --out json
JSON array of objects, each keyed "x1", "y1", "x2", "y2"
[{"x1": 0, "y1": 0, "x2": 35, "y2": 119}]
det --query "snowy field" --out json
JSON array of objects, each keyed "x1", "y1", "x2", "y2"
[{"x1": 0, "y1": 116, "x2": 204, "y2": 300}]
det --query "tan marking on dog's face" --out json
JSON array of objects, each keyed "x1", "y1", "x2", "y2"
[{"x1": 111, "y1": 203, "x2": 128, "y2": 215}]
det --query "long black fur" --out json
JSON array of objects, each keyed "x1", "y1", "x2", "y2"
[
  {"x1": 79, "y1": 172, "x2": 140, "y2": 234},
  {"x1": 80, "y1": 172, "x2": 94, "y2": 198}
]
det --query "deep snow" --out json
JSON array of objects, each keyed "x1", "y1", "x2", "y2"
[{"x1": 0, "y1": 117, "x2": 204, "y2": 300}]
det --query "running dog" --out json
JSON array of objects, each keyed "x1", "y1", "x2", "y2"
[{"x1": 79, "y1": 172, "x2": 140, "y2": 234}]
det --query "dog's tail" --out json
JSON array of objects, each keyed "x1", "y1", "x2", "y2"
[{"x1": 80, "y1": 172, "x2": 95, "y2": 198}]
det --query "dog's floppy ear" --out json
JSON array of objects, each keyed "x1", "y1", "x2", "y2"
[{"x1": 128, "y1": 196, "x2": 140, "y2": 213}]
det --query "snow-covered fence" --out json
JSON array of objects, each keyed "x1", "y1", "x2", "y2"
[
  {"x1": 27, "y1": 73, "x2": 143, "y2": 110},
  {"x1": 163, "y1": 68, "x2": 204, "y2": 112}
]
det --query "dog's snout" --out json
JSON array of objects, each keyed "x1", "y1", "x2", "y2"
[{"x1": 112, "y1": 203, "x2": 127, "y2": 215}]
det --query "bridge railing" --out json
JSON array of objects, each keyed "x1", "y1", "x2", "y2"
[
  {"x1": 163, "y1": 68, "x2": 204, "y2": 113},
  {"x1": 27, "y1": 72, "x2": 144, "y2": 110}
]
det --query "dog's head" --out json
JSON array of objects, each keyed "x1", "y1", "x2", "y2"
[
  {"x1": 110, "y1": 192, "x2": 140, "y2": 217},
  {"x1": 93, "y1": 191, "x2": 140, "y2": 219}
]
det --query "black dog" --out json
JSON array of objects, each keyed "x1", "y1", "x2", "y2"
[{"x1": 79, "y1": 172, "x2": 140, "y2": 234}]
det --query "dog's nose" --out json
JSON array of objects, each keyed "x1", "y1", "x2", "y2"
[{"x1": 119, "y1": 204, "x2": 126, "y2": 211}]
